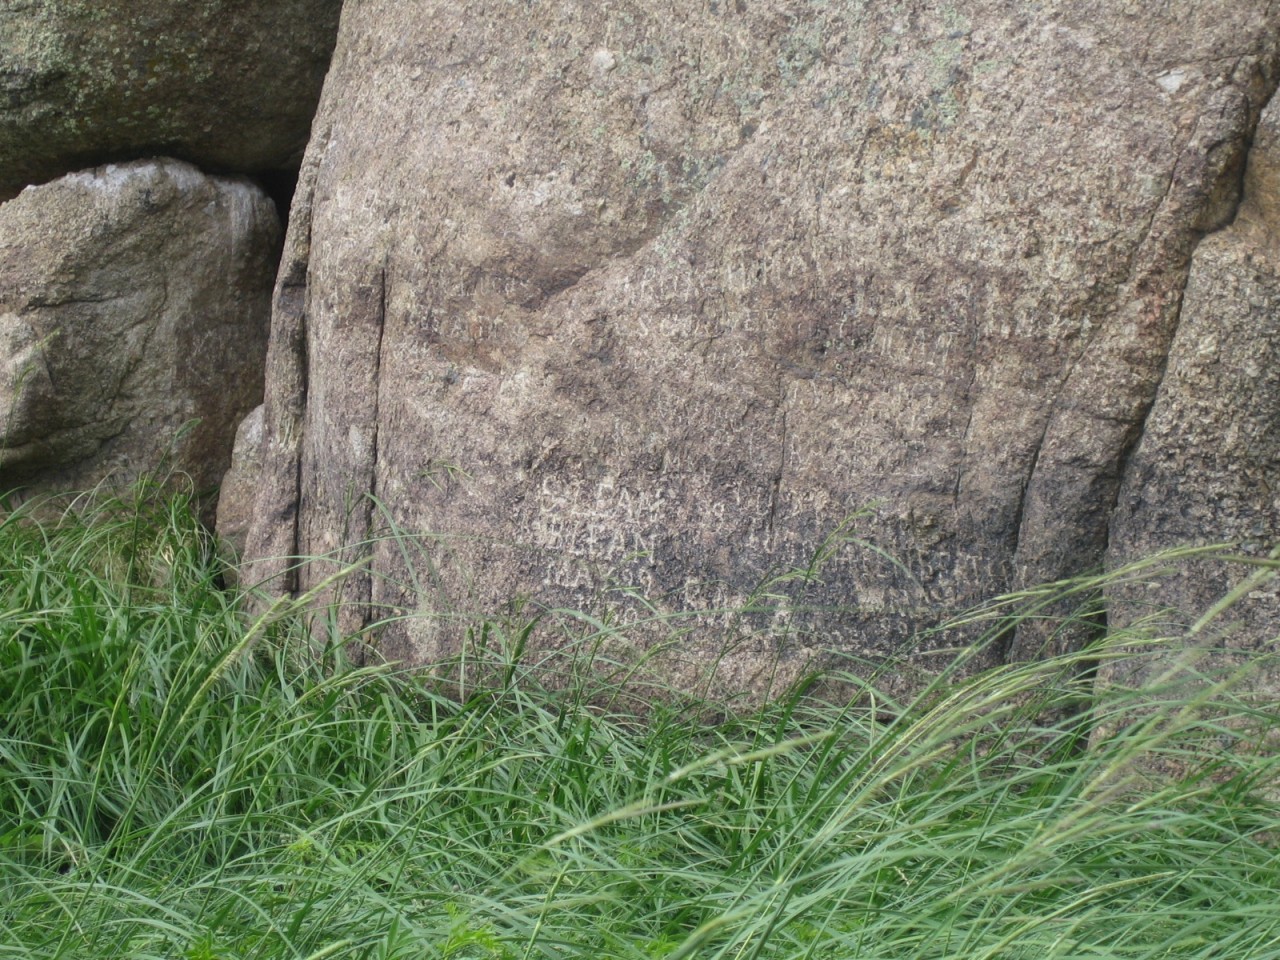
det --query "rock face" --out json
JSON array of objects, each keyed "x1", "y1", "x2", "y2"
[
  {"x1": 1103, "y1": 93, "x2": 1280, "y2": 692},
  {"x1": 0, "y1": 0, "x2": 344, "y2": 199},
  {"x1": 0, "y1": 159, "x2": 278, "y2": 504},
  {"x1": 216, "y1": 403, "x2": 264, "y2": 560},
  {"x1": 239, "y1": 0, "x2": 1280, "y2": 692}
]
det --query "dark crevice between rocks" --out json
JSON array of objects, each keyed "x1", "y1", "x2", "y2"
[
  {"x1": 245, "y1": 167, "x2": 301, "y2": 318},
  {"x1": 198, "y1": 163, "x2": 297, "y2": 558},
  {"x1": 253, "y1": 168, "x2": 302, "y2": 231}
]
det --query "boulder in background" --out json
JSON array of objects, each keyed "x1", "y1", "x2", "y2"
[
  {"x1": 0, "y1": 158, "x2": 278, "y2": 506},
  {"x1": 0, "y1": 0, "x2": 344, "y2": 199}
]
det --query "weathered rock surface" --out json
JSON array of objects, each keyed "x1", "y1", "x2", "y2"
[
  {"x1": 239, "y1": 0, "x2": 1280, "y2": 693},
  {"x1": 1103, "y1": 93, "x2": 1280, "y2": 691},
  {"x1": 0, "y1": 159, "x2": 278, "y2": 504},
  {"x1": 216, "y1": 403, "x2": 264, "y2": 561},
  {"x1": 0, "y1": 0, "x2": 344, "y2": 199}
]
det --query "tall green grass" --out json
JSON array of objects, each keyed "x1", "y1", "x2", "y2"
[{"x1": 1, "y1": 490, "x2": 1277, "y2": 959}]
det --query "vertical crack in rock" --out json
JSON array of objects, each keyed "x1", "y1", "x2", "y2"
[
  {"x1": 1105, "y1": 74, "x2": 1277, "y2": 554},
  {"x1": 290, "y1": 301, "x2": 309, "y2": 595},
  {"x1": 1102, "y1": 72, "x2": 1279, "y2": 586},
  {"x1": 994, "y1": 416, "x2": 1052, "y2": 663},
  {"x1": 243, "y1": 122, "x2": 329, "y2": 597},
  {"x1": 340, "y1": 262, "x2": 389, "y2": 658},
  {"x1": 1098, "y1": 66, "x2": 1280, "y2": 703},
  {"x1": 1070, "y1": 76, "x2": 1280, "y2": 709},
  {"x1": 951, "y1": 353, "x2": 980, "y2": 505},
  {"x1": 1006, "y1": 60, "x2": 1280, "y2": 665},
  {"x1": 369, "y1": 264, "x2": 388, "y2": 511},
  {"x1": 767, "y1": 404, "x2": 788, "y2": 547},
  {"x1": 330, "y1": 260, "x2": 390, "y2": 651}
]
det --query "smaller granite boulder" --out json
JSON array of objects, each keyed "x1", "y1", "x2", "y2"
[{"x1": 0, "y1": 158, "x2": 278, "y2": 504}]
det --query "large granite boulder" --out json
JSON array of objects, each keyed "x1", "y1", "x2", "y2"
[
  {"x1": 0, "y1": 0, "x2": 344, "y2": 199},
  {"x1": 0, "y1": 159, "x2": 278, "y2": 504},
  {"x1": 237, "y1": 0, "x2": 1280, "y2": 693}
]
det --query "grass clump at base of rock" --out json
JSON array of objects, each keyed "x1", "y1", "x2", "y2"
[{"x1": 1, "y1": 490, "x2": 1277, "y2": 960}]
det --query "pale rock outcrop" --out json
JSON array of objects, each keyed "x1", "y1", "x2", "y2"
[
  {"x1": 0, "y1": 0, "x2": 343, "y2": 199},
  {"x1": 237, "y1": 0, "x2": 1280, "y2": 694},
  {"x1": 1103, "y1": 93, "x2": 1280, "y2": 691},
  {"x1": 0, "y1": 159, "x2": 278, "y2": 503}
]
